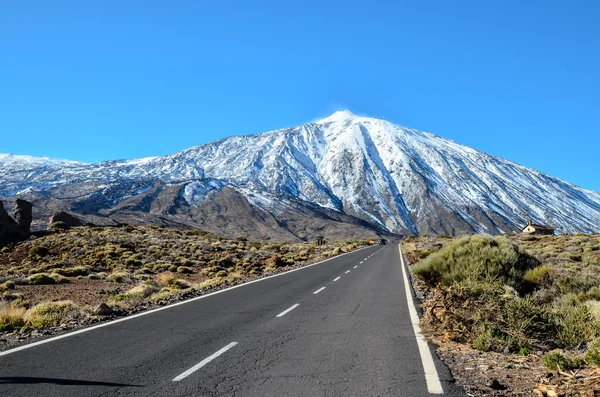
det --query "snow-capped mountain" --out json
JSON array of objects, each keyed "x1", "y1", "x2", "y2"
[{"x1": 1, "y1": 110, "x2": 599, "y2": 236}]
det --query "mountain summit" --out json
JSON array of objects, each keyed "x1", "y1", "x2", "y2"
[
  {"x1": 1, "y1": 112, "x2": 599, "y2": 238},
  {"x1": 317, "y1": 110, "x2": 358, "y2": 123}
]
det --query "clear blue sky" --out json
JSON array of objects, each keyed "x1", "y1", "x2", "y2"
[{"x1": 2, "y1": 1, "x2": 599, "y2": 191}]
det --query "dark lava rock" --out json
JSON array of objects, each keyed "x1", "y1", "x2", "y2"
[
  {"x1": 487, "y1": 378, "x2": 508, "y2": 390},
  {"x1": 14, "y1": 199, "x2": 33, "y2": 232},
  {"x1": 48, "y1": 210, "x2": 84, "y2": 229},
  {"x1": 94, "y1": 303, "x2": 114, "y2": 316},
  {"x1": 0, "y1": 200, "x2": 28, "y2": 246}
]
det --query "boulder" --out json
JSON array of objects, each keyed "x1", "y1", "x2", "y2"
[
  {"x1": 94, "y1": 303, "x2": 114, "y2": 316},
  {"x1": 48, "y1": 211, "x2": 84, "y2": 229},
  {"x1": 0, "y1": 200, "x2": 27, "y2": 246},
  {"x1": 14, "y1": 199, "x2": 33, "y2": 232}
]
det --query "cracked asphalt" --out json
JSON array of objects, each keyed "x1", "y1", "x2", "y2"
[{"x1": 0, "y1": 244, "x2": 464, "y2": 396}]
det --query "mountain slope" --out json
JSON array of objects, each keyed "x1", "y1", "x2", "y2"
[{"x1": 1, "y1": 110, "x2": 599, "y2": 236}]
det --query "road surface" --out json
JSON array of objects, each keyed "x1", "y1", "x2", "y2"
[{"x1": 0, "y1": 244, "x2": 463, "y2": 396}]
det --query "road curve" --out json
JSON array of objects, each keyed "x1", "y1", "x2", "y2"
[{"x1": 0, "y1": 244, "x2": 464, "y2": 396}]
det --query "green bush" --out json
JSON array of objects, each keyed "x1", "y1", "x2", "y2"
[
  {"x1": 505, "y1": 296, "x2": 553, "y2": 335},
  {"x1": 542, "y1": 352, "x2": 584, "y2": 371},
  {"x1": 587, "y1": 286, "x2": 600, "y2": 301},
  {"x1": 519, "y1": 346, "x2": 533, "y2": 356},
  {"x1": 25, "y1": 301, "x2": 80, "y2": 328},
  {"x1": 51, "y1": 221, "x2": 69, "y2": 230},
  {"x1": 523, "y1": 265, "x2": 553, "y2": 286},
  {"x1": 168, "y1": 279, "x2": 190, "y2": 289},
  {"x1": 54, "y1": 266, "x2": 90, "y2": 277},
  {"x1": 50, "y1": 274, "x2": 70, "y2": 284},
  {"x1": 28, "y1": 246, "x2": 49, "y2": 258},
  {"x1": 109, "y1": 272, "x2": 131, "y2": 283},
  {"x1": 412, "y1": 235, "x2": 539, "y2": 293},
  {"x1": 419, "y1": 250, "x2": 432, "y2": 259},
  {"x1": 0, "y1": 280, "x2": 15, "y2": 291},
  {"x1": 27, "y1": 273, "x2": 56, "y2": 285},
  {"x1": 585, "y1": 338, "x2": 600, "y2": 367},
  {"x1": 176, "y1": 266, "x2": 194, "y2": 274},
  {"x1": 554, "y1": 303, "x2": 599, "y2": 348}
]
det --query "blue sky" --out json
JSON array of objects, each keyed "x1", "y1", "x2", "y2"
[{"x1": 1, "y1": 1, "x2": 599, "y2": 191}]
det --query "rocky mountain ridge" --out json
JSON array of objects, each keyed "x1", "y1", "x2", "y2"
[{"x1": 1, "y1": 111, "x2": 599, "y2": 238}]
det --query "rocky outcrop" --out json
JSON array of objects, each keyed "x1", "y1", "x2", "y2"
[
  {"x1": 48, "y1": 210, "x2": 84, "y2": 229},
  {"x1": 0, "y1": 200, "x2": 28, "y2": 246},
  {"x1": 14, "y1": 199, "x2": 33, "y2": 232},
  {"x1": 94, "y1": 303, "x2": 114, "y2": 316}
]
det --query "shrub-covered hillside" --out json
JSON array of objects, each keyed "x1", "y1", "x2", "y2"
[
  {"x1": 0, "y1": 225, "x2": 372, "y2": 336},
  {"x1": 404, "y1": 234, "x2": 600, "y2": 396}
]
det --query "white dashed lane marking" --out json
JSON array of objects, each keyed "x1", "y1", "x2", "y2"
[
  {"x1": 173, "y1": 342, "x2": 238, "y2": 381},
  {"x1": 276, "y1": 304, "x2": 300, "y2": 318}
]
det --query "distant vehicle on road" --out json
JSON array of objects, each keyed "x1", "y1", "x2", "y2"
[{"x1": 378, "y1": 238, "x2": 387, "y2": 245}]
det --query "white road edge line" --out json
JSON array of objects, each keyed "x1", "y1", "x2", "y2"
[
  {"x1": 313, "y1": 287, "x2": 326, "y2": 295},
  {"x1": 276, "y1": 303, "x2": 300, "y2": 318},
  {"x1": 333, "y1": 277, "x2": 341, "y2": 281},
  {"x1": 345, "y1": 270, "x2": 351, "y2": 274},
  {"x1": 172, "y1": 342, "x2": 238, "y2": 382},
  {"x1": 398, "y1": 244, "x2": 444, "y2": 394},
  {"x1": 0, "y1": 246, "x2": 376, "y2": 358}
]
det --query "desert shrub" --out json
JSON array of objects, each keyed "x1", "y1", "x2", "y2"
[
  {"x1": 0, "y1": 280, "x2": 15, "y2": 291},
  {"x1": 127, "y1": 283, "x2": 159, "y2": 298},
  {"x1": 585, "y1": 300, "x2": 600, "y2": 323},
  {"x1": 542, "y1": 352, "x2": 584, "y2": 371},
  {"x1": 50, "y1": 274, "x2": 70, "y2": 284},
  {"x1": 0, "y1": 303, "x2": 26, "y2": 332},
  {"x1": 215, "y1": 270, "x2": 228, "y2": 278},
  {"x1": 51, "y1": 221, "x2": 69, "y2": 229},
  {"x1": 587, "y1": 286, "x2": 600, "y2": 301},
  {"x1": 265, "y1": 255, "x2": 285, "y2": 269},
  {"x1": 28, "y1": 246, "x2": 49, "y2": 258},
  {"x1": 149, "y1": 287, "x2": 184, "y2": 302},
  {"x1": 27, "y1": 273, "x2": 56, "y2": 285},
  {"x1": 472, "y1": 321, "x2": 505, "y2": 351},
  {"x1": 176, "y1": 266, "x2": 194, "y2": 274},
  {"x1": 412, "y1": 235, "x2": 539, "y2": 293},
  {"x1": 523, "y1": 265, "x2": 553, "y2": 286},
  {"x1": 333, "y1": 247, "x2": 342, "y2": 255},
  {"x1": 554, "y1": 303, "x2": 599, "y2": 348},
  {"x1": 168, "y1": 279, "x2": 190, "y2": 289},
  {"x1": 109, "y1": 272, "x2": 131, "y2": 283},
  {"x1": 519, "y1": 346, "x2": 533, "y2": 356},
  {"x1": 54, "y1": 266, "x2": 90, "y2": 277},
  {"x1": 25, "y1": 301, "x2": 80, "y2": 328},
  {"x1": 247, "y1": 241, "x2": 263, "y2": 250},
  {"x1": 585, "y1": 338, "x2": 600, "y2": 367},
  {"x1": 199, "y1": 277, "x2": 224, "y2": 289},
  {"x1": 505, "y1": 296, "x2": 553, "y2": 336},
  {"x1": 419, "y1": 250, "x2": 433, "y2": 259}
]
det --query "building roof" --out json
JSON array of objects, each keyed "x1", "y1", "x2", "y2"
[{"x1": 523, "y1": 220, "x2": 555, "y2": 230}]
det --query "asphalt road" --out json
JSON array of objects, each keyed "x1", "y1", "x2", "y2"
[{"x1": 0, "y1": 244, "x2": 464, "y2": 396}]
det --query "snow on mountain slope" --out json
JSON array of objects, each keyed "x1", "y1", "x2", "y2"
[{"x1": 1, "y1": 111, "x2": 599, "y2": 235}]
